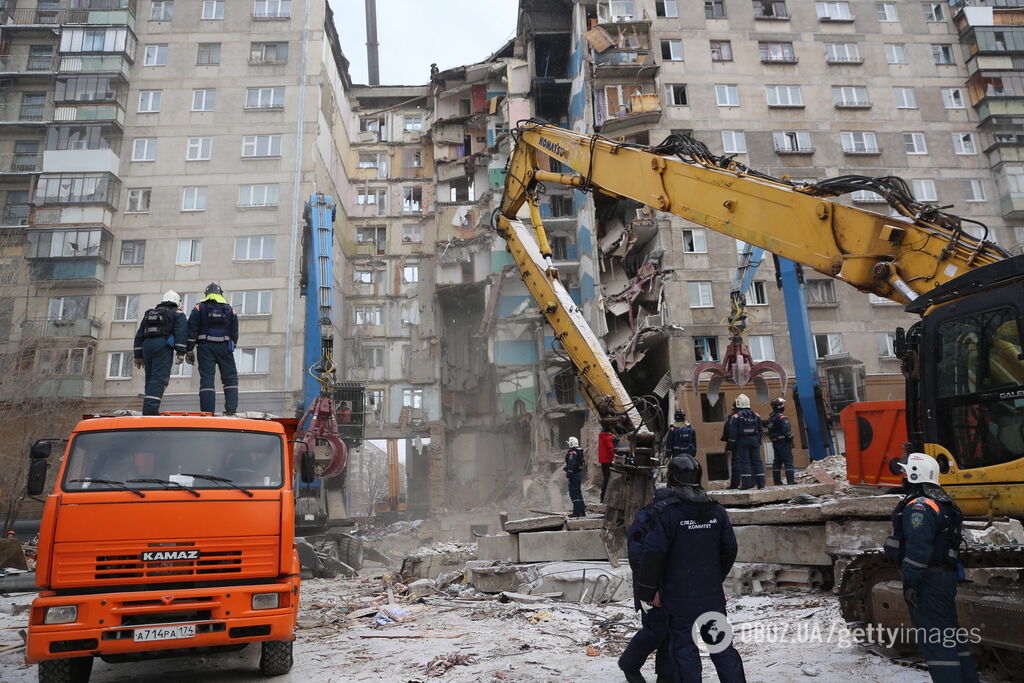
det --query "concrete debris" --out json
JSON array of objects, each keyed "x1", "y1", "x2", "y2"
[
  {"x1": 820, "y1": 495, "x2": 902, "y2": 518},
  {"x1": 727, "y1": 504, "x2": 826, "y2": 526},
  {"x1": 503, "y1": 515, "x2": 566, "y2": 533},
  {"x1": 714, "y1": 483, "x2": 836, "y2": 507},
  {"x1": 518, "y1": 561, "x2": 632, "y2": 604},
  {"x1": 825, "y1": 520, "x2": 891, "y2": 556},
  {"x1": 963, "y1": 519, "x2": 1024, "y2": 546},
  {"x1": 565, "y1": 516, "x2": 605, "y2": 531},
  {"x1": 407, "y1": 578, "x2": 438, "y2": 598},
  {"x1": 499, "y1": 591, "x2": 548, "y2": 604},
  {"x1": 467, "y1": 563, "x2": 537, "y2": 594},
  {"x1": 425, "y1": 651, "x2": 478, "y2": 677},
  {"x1": 724, "y1": 563, "x2": 828, "y2": 595},
  {"x1": 476, "y1": 534, "x2": 520, "y2": 562},
  {"x1": 401, "y1": 541, "x2": 476, "y2": 581},
  {"x1": 795, "y1": 454, "x2": 848, "y2": 486},
  {"x1": 788, "y1": 493, "x2": 824, "y2": 505},
  {"x1": 518, "y1": 529, "x2": 608, "y2": 563},
  {"x1": 734, "y1": 525, "x2": 831, "y2": 566}
]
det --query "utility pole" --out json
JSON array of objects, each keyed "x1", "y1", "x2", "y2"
[{"x1": 365, "y1": 0, "x2": 380, "y2": 85}]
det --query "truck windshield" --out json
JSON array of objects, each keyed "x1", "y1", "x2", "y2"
[{"x1": 62, "y1": 429, "x2": 284, "y2": 492}]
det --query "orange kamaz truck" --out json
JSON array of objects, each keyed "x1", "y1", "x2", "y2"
[{"x1": 23, "y1": 413, "x2": 313, "y2": 682}]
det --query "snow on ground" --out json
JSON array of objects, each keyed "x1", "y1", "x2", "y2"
[{"x1": 0, "y1": 573, "x2": 942, "y2": 683}]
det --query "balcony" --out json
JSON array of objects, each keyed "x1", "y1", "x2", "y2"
[
  {"x1": 1, "y1": 204, "x2": 31, "y2": 227},
  {"x1": 593, "y1": 49, "x2": 658, "y2": 78},
  {"x1": 53, "y1": 103, "x2": 125, "y2": 126},
  {"x1": 775, "y1": 146, "x2": 815, "y2": 155},
  {"x1": 29, "y1": 259, "x2": 106, "y2": 283},
  {"x1": 58, "y1": 54, "x2": 131, "y2": 77},
  {"x1": 826, "y1": 56, "x2": 864, "y2": 65},
  {"x1": 252, "y1": 9, "x2": 291, "y2": 20},
  {"x1": 64, "y1": 8, "x2": 136, "y2": 28},
  {"x1": 33, "y1": 375, "x2": 93, "y2": 398},
  {"x1": 0, "y1": 54, "x2": 58, "y2": 75},
  {"x1": 835, "y1": 100, "x2": 872, "y2": 109},
  {"x1": 842, "y1": 147, "x2": 882, "y2": 156},
  {"x1": 34, "y1": 172, "x2": 121, "y2": 208},
  {"x1": 1001, "y1": 192, "x2": 1024, "y2": 218},
  {"x1": 0, "y1": 102, "x2": 52, "y2": 125},
  {"x1": 22, "y1": 317, "x2": 102, "y2": 339},
  {"x1": 0, "y1": 154, "x2": 43, "y2": 174}
]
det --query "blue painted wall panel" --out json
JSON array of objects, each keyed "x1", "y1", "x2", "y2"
[{"x1": 496, "y1": 340, "x2": 538, "y2": 364}]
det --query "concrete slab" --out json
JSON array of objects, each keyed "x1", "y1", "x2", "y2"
[
  {"x1": 726, "y1": 504, "x2": 825, "y2": 526},
  {"x1": 504, "y1": 515, "x2": 566, "y2": 534},
  {"x1": 821, "y1": 495, "x2": 902, "y2": 519},
  {"x1": 724, "y1": 562, "x2": 827, "y2": 595},
  {"x1": 964, "y1": 519, "x2": 1024, "y2": 545},
  {"x1": 518, "y1": 529, "x2": 608, "y2": 563},
  {"x1": 734, "y1": 525, "x2": 830, "y2": 565},
  {"x1": 468, "y1": 564, "x2": 538, "y2": 593},
  {"x1": 500, "y1": 591, "x2": 548, "y2": 604},
  {"x1": 476, "y1": 534, "x2": 520, "y2": 563},
  {"x1": 401, "y1": 547, "x2": 475, "y2": 580},
  {"x1": 566, "y1": 516, "x2": 604, "y2": 531},
  {"x1": 825, "y1": 520, "x2": 891, "y2": 555},
  {"x1": 713, "y1": 483, "x2": 836, "y2": 507},
  {"x1": 518, "y1": 561, "x2": 632, "y2": 603}
]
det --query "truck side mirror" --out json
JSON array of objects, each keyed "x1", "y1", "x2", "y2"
[
  {"x1": 29, "y1": 440, "x2": 52, "y2": 460},
  {"x1": 26, "y1": 459, "x2": 49, "y2": 496},
  {"x1": 297, "y1": 443, "x2": 316, "y2": 484}
]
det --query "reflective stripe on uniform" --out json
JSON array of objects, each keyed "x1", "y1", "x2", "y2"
[
  {"x1": 144, "y1": 395, "x2": 162, "y2": 402},
  {"x1": 911, "y1": 497, "x2": 940, "y2": 513},
  {"x1": 904, "y1": 558, "x2": 928, "y2": 568},
  {"x1": 198, "y1": 334, "x2": 229, "y2": 342},
  {"x1": 223, "y1": 385, "x2": 238, "y2": 389},
  {"x1": 926, "y1": 661, "x2": 960, "y2": 667},
  {"x1": 200, "y1": 388, "x2": 216, "y2": 393}
]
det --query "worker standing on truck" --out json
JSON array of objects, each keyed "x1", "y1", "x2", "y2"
[
  {"x1": 766, "y1": 398, "x2": 796, "y2": 485},
  {"x1": 133, "y1": 290, "x2": 187, "y2": 416},
  {"x1": 666, "y1": 409, "x2": 697, "y2": 458},
  {"x1": 886, "y1": 453, "x2": 978, "y2": 683},
  {"x1": 727, "y1": 394, "x2": 764, "y2": 490},
  {"x1": 564, "y1": 436, "x2": 587, "y2": 517},
  {"x1": 186, "y1": 283, "x2": 240, "y2": 415}
]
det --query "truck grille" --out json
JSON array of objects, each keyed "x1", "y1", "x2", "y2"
[{"x1": 96, "y1": 549, "x2": 241, "y2": 579}]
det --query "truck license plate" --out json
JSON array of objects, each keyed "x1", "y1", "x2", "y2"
[{"x1": 133, "y1": 624, "x2": 196, "y2": 642}]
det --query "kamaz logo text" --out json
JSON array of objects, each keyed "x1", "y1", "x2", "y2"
[
  {"x1": 539, "y1": 137, "x2": 569, "y2": 159},
  {"x1": 141, "y1": 550, "x2": 200, "y2": 562}
]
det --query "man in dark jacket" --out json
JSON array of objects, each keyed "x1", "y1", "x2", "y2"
[
  {"x1": 721, "y1": 400, "x2": 740, "y2": 488},
  {"x1": 766, "y1": 397, "x2": 796, "y2": 485},
  {"x1": 665, "y1": 409, "x2": 697, "y2": 458},
  {"x1": 598, "y1": 429, "x2": 615, "y2": 503},
  {"x1": 186, "y1": 283, "x2": 240, "y2": 415},
  {"x1": 564, "y1": 436, "x2": 586, "y2": 517},
  {"x1": 726, "y1": 393, "x2": 764, "y2": 490},
  {"x1": 635, "y1": 454, "x2": 745, "y2": 683},
  {"x1": 133, "y1": 290, "x2": 187, "y2": 415}
]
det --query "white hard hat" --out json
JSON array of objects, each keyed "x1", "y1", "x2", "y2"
[
  {"x1": 566, "y1": 437, "x2": 579, "y2": 448},
  {"x1": 161, "y1": 290, "x2": 182, "y2": 308},
  {"x1": 734, "y1": 394, "x2": 751, "y2": 409},
  {"x1": 899, "y1": 452, "x2": 940, "y2": 485}
]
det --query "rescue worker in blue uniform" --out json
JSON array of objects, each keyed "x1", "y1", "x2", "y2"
[
  {"x1": 133, "y1": 290, "x2": 187, "y2": 416},
  {"x1": 186, "y1": 283, "x2": 239, "y2": 415},
  {"x1": 766, "y1": 397, "x2": 796, "y2": 485},
  {"x1": 726, "y1": 394, "x2": 765, "y2": 489},
  {"x1": 665, "y1": 409, "x2": 697, "y2": 458},
  {"x1": 564, "y1": 436, "x2": 586, "y2": 517},
  {"x1": 619, "y1": 485, "x2": 678, "y2": 683},
  {"x1": 722, "y1": 400, "x2": 741, "y2": 488},
  {"x1": 635, "y1": 455, "x2": 745, "y2": 683},
  {"x1": 885, "y1": 453, "x2": 978, "y2": 683}
]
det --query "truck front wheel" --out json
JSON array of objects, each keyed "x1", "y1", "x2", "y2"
[
  {"x1": 38, "y1": 657, "x2": 93, "y2": 683},
  {"x1": 259, "y1": 639, "x2": 294, "y2": 676}
]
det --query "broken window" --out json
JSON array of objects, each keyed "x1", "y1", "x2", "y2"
[
  {"x1": 806, "y1": 279, "x2": 837, "y2": 304},
  {"x1": 666, "y1": 84, "x2": 688, "y2": 106},
  {"x1": 746, "y1": 281, "x2": 769, "y2": 306},
  {"x1": 402, "y1": 388, "x2": 423, "y2": 409},
  {"x1": 403, "y1": 186, "x2": 423, "y2": 213},
  {"x1": 354, "y1": 305, "x2": 384, "y2": 326},
  {"x1": 682, "y1": 229, "x2": 707, "y2": 253},
  {"x1": 403, "y1": 264, "x2": 419, "y2": 283},
  {"x1": 694, "y1": 336, "x2": 719, "y2": 362},
  {"x1": 554, "y1": 370, "x2": 577, "y2": 405},
  {"x1": 366, "y1": 389, "x2": 384, "y2": 419},
  {"x1": 710, "y1": 40, "x2": 732, "y2": 62},
  {"x1": 814, "y1": 333, "x2": 844, "y2": 358},
  {"x1": 550, "y1": 195, "x2": 574, "y2": 217},
  {"x1": 403, "y1": 224, "x2": 423, "y2": 243},
  {"x1": 753, "y1": 1, "x2": 788, "y2": 19},
  {"x1": 404, "y1": 115, "x2": 423, "y2": 131},
  {"x1": 403, "y1": 149, "x2": 423, "y2": 168},
  {"x1": 449, "y1": 178, "x2": 474, "y2": 202}
]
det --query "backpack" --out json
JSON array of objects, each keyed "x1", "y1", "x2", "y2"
[
  {"x1": 626, "y1": 493, "x2": 680, "y2": 566},
  {"x1": 736, "y1": 409, "x2": 761, "y2": 437},
  {"x1": 142, "y1": 306, "x2": 175, "y2": 339},
  {"x1": 199, "y1": 301, "x2": 232, "y2": 342},
  {"x1": 883, "y1": 494, "x2": 963, "y2": 568},
  {"x1": 767, "y1": 413, "x2": 788, "y2": 441}
]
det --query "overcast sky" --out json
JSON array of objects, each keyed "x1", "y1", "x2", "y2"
[{"x1": 335, "y1": 0, "x2": 519, "y2": 85}]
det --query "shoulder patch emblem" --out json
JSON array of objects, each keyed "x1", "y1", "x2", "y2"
[{"x1": 910, "y1": 511, "x2": 924, "y2": 527}]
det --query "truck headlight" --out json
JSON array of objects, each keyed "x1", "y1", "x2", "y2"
[
  {"x1": 44, "y1": 605, "x2": 77, "y2": 624},
  {"x1": 252, "y1": 593, "x2": 279, "y2": 610}
]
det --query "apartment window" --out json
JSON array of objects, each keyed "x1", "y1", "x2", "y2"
[
  {"x1": 884, "y1": 44, "x2": 908, "y2": 65},
  {"x1": 360, "y1": 346, "x2": 385, "y2": 369},
  {"x1": 250, "y1": 41, "x2": 288, "y2": 63},
  {"x1": 400, "y1": 264, "x2": 420, "y2": 284},
  {"x1": 107, "y1": 351, "x2": 132, "y2": 380},
  {"x1": 234, "y1": 235, "x2": 276, "y2": 260},
  {"x1": 694, "y1": 336, "x2": 719, "y2": 362},
  {"x1": 705, "y1": 0, "x2": 726, "y2": 18},
  {"x1": 253, "y1": 0, "x2": 291, "y2": 18},
  {"x1": 403, "y1": 224, "x2": 423, "y2": 243},
  {"x1": 841, "y1": 131, "x2": 878, "y2": 153},
  {"x1": 404, "y1": 115, "x2": 423, "y2": 131},
  {"x1": 666, "y1": 84, "x2": 688, "y2": 106},
  {"x1": 715, "y1": 85, "x2": 739, "y2": 107},
  {"x1": 201, "y1": 0, "x2": 224, "y2": 19},
  {"x1": 186, "y1": 137, "x2": 212, "y2": 161},
  {"x1": 833, "y1": 86, "x2": 869, "y2": 107},
  {"x1": 358, "y1": 188, "x2": 387, "y2": 209},
  {"x1": 759, "y1": 42, "x2": 795, "y2": 63},
  {"x1": 403, "y1": 187, "x2": 422, "y2": 213},
  {"x1": 170, "y1": 361, "x2": 192, "y2": 379},
  {"x1": 877, "y1": 332, "x2": 897, "y2": 358},
  {"x1": 235, "y1": 347, "x2": 269, "y2": 374},
  {"x1": 747, "y1": 281, "x2": 768, "y2": 305},
  {"x1": 876, "y1": 3, "x2": 898, "y2": 22},
  {"x1": 912, "y1": 179, "x2": 938, "y2": 202},
  {"x1": 131, "y1": 138, "x2": 156, "y2": 161},
  {"x1": 766, "y1": 85, "x2": 803, "y2": 107},
  {"x1": 245, "y1": 86, "x2": 285, "y2": 109},
  {"x1": 753, "y1": 1, "x2": 789, "y2": 19},
  {"x1": 354, "y1": 269, "x2": 375, "y2": 284},
  {"x1": 150, "y1": 0, "x2": 173, "y2": 20},
  {"x1": 953, "y1": 133, "x2": 977, "y2": 155},
  {"x1": 814, "y1": 333, "x2": 844, "y2": 358},
  {"x1": 710, "y1": 40, "x2": 732, "y2": 62},
  {"x1": 904, "y1": 132, "x2": 928, "y2": 155},
  {"x1": 749, "y1": 335, "x2": 775, "y2": 362},
  {"x1": 661, "y1": 39, "x2": 683, "y2": 61},
  {"x1": 722, "y1": 131, "x2": 747, "y2": 154},
  {"x1": 806, "y1": 279, "x2": 837, "y2": 304},
  {"x1": 181, "y1": 186, "x2": 207, "y2": 211},
  {"x1": 403, "y1": 149, "x2": 423, "y2": 168},
  {"x1": 932, "y1": 44, "x2": 954, "y2": 65},
  {"x1": 192, "y1": 89, "x2": 216, "y2": 111},
  {"x1": 138, "y1": 90, "x2": 161, "y2": 113},
  {"x1": 49, "y1": 296, "x2": 89, "y2": 321},
  {"x1": 826, "y1": 43, "x2": 860, "y2": 63},
  {"x1": 242, "y1": 135, "x2": 282, "y2": 157},
  {"x1": 964, "y1": 179, "x2": 986, "y2": 202},
  {"x1": 852, "y1": 189, "x2": 885, "y2": 203},
  {"x1": 682, "y1": 229, "x2": 707, "y2": 253},
  {"x1": 941, "y1": 88, "x2": 965, "y2": 109},
  {"x1": 656, "y1": 1, "x2": 678, "y2": 17},
  {"x1": 113, "y1": 295, "x2": 139, "y2": 321},
  {"x1": 238, "y1": 183, "x2": 279, "y2": 207},
  {"x1": 126, "y1": 188, "x2": 151, "y2": 213},
  {"x1": 197, "y1": 43, "x2": 221, "y2": 65},
  {"x1": 402, "y1": 388, "x2": 424, "y2": 409},
  {"x1": 119, "y1": 240, "x2": 145, "y2": 265},
  {"x1": 894, "y1": 87, "x2": 917, "y2": 109},
  {"x1": 176, "y1": 239, "x2": 202, "y2": 265},
  {"x1": 231, "y1": 290, "x2": 272, "y2": 316},
  {"x1": 144, "y1": 44, "x2": 168, "y2": 66},
  {"x1": 688, "y1": 281, "x2": 714, "y2": 308},
  {"x1": 816, "y1": 2, "x2": 852, "y2": 20},
  {"x1": 923, "y1": 3, "x2": 944, "y2": 22},
  {"x1": 774, "y1": 130, "x2": 812, "y2": 153},
  {"x1": 354, "y1": 305, "x2": 384, "y2": 326},
  {"x1": 357, "y1": 225, "x2": 387, "y2": 252}
]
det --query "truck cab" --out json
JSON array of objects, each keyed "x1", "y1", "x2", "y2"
[{"x1": 25, "y1": 414, "x2": 305, "y2": 682}]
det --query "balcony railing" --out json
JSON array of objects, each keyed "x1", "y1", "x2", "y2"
[
  {"x1": 53, "y1": 103, "x2": 125, "y2": 125},
  {"x1": 252, "y1": 10, "x2": 291, "y2": 20},
  {"x1": 826, "y1": 56, "x2": 864, "y2": 64},
  {"x1": 594, "y1": 49, "x2": 655, "y2": 67},
  {"x1": 22, "y1": 317, "x2": 102, "y2": 339},
  {"x1": 774, "y1": 146, "x2": 815, "y2": 155},
  {"x1": 58, "y1": 54, "x2": 131, "y2": 77},
  {"x1": 843, "y1": 147, "x2": 882, "y2": 155},
  {"x1": 0, "y1": 7, "x2": 133, "y2": 25},
  {"x1": 29, "y1": 259, "x2": 106, "y2": 283},
  {"x1": 0, "y1": 102, "x2": 52, "y2": 123},
  {"x1": 0, "y1": 154, "x2": 43, "y2": 173},
  {"x1": 835, "y1": 100, "x2": 873, "y2": 109},
  {"x1": 0, "y1": 54, "x2": 58, "y2": 73},
  {"x1": 1, "y1": 204, "x2": 31, "y2": 226},
  {"x1": 248, "y1": 55, "x2": 288, "y2": 65}
]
